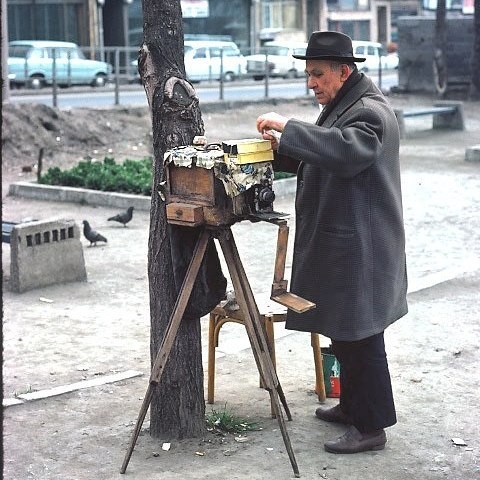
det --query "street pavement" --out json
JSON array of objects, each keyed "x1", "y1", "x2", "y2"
[{"x1": 2, "y1": 93, "x2": 480, "y2": 479}]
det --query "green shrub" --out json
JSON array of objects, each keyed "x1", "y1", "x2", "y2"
[{"x1": 39, "y1": 157, "x2": 153, "y2": 196}]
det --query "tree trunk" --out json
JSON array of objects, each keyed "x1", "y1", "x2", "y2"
[
  {"x1": 470, "y1": 0, "x2": 480, "y2": 99},
  {"x1": 434, "y1": 0, "x2": 447, "y2": 97},
  {"x1": 141, "y1": 0, "x2": 207, "y2": 439}
]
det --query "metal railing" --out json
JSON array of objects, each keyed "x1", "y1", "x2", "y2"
[{"x1": 8, "y1": 46, "x2": 395, "y2": 107}]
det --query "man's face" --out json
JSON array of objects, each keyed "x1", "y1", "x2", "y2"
[{"x1": 305, "y1": 60, "x2": 350, "y2": 105}]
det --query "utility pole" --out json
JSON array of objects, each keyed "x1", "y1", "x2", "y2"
[
  {"x1": 250, "y1": 0, "x2": 261, "y2": 54},
  {"x1": 319, "y1": 0, "x2": 328, "y2": 32},
  {"x1": 2, "y1": 0, "x2": 10, "y2": 103}
]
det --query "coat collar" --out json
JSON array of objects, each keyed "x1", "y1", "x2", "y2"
[{"x1": 316, "y1": 73, "x2": 375, "y2": 128}]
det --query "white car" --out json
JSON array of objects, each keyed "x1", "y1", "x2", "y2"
[
  {"x1": 245, "y1": 41, "x2": 308, "y2": 80},
  {"x1": 130, "y1": 40, "x2": 247, "y2": 83},
  {"x1": 352, "y1": 41, "x2": 399, "y2": 72},
  {"x1": 184, "y1": 40, "x2": 246, "y2": 82}
]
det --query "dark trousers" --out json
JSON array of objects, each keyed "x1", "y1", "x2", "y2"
[{"x1": 331, "y1": 332, "x2": 397, "y2": 433}]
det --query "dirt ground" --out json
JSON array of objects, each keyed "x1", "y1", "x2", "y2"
[{"x1": 2, "y1": 91, "x2": 480, "y2": 480}]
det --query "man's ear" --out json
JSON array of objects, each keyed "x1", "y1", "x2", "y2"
[{"x1": 340, "y1": 64, "x2": 351, "y2": 82}]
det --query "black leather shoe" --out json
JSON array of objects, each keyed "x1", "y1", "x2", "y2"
[
  {"x1": 315, "y1": 404, "x2": 352, "y2": 424},
  {"x1": 324, "y1": 426, "x2": 387, "y2": 454}
]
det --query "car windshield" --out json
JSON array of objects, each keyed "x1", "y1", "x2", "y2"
[
  {"x1": 210, "y1": 46, "x2": 239, "y2": 57},
  {"x1": 9, "y1": 45, "x2": 32, "y2": 58},
  {"x1": 264, "y1": 46, "x2": 289, "y2": 56}
]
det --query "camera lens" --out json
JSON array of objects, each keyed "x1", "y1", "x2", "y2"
[{"x1": 258, "y1": 187, "x2": 275, "y2": 204}]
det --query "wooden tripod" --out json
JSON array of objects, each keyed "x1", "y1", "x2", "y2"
[{"x1": 120, "y1": 225, "x2": 301, "y2": 477}]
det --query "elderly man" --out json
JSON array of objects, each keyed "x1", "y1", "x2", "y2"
[{"x1": 256, "y1": 31, "x2": 408, "y2": 454}]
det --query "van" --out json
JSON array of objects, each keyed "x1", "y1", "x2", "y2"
[
  {"x1": 184, "y1": 40, "x2": 246, "y2": 82},
  {"x1": 352, "y1": 41, "x2": 398, "y2": 72}
]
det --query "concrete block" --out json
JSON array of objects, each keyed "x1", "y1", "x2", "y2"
[
  {"x1": 465, "y1": 145, "x2": 480, "y2": 163},
  {"x1": 9, "y1": 218, "x2": 87, "y2": 293},
  {"x1": 433, "y1": 101, "x2": 465, "y2": 131}
]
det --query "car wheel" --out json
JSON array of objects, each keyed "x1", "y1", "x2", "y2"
[
  {"x1": 92, "y1": 74, "x2": 107, "y2": 87},
  {"x1": 29, "y1": 76, "x2": 45, "y2": 90},
  {"x1": 223, "y1": 72, "x2": 235, "y2": 82},
  {"x1": 253, "y1": 75, "x2": 264, "y2": 81}
]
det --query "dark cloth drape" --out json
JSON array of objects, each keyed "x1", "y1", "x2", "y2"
[{"x1": 169, "y1": 224, "x2": 227, "y2": 320}]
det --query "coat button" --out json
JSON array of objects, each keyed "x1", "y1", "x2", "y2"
[{"x1": 299, "y1": 180, "x2": 304, "y2": 187}]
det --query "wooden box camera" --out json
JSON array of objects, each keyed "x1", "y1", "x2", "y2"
[{"x1": 164, "y1": 140, "x2": 277, "y2": 227}]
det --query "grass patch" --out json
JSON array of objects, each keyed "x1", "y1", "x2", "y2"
[
  {"x1": 13, "y1": 384, "x2": 36, "y2": 397},
  {"x1": 206, "y1": 404, "x2": 261, "y2": 435}
]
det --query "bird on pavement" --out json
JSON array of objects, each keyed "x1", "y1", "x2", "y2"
[
  {"x1": 83, "y1": 220, "x2": 108, "y2": 247},
  {"x1": 108, "y1": 206, "x2": 134, "y2": 227}
]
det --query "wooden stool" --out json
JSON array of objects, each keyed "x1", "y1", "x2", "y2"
[{"x1": 207, "y1": 302, "x2": 326, "y2": 412}]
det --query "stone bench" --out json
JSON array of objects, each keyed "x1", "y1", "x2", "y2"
[
  {"x1": 394, "y1": 101, "x2": 465, "y2": 139},
  {"x1": 7, "y1": 218, "x2": 87, "y2": 293}
]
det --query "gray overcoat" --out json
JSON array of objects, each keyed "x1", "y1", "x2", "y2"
[{"x1": 278, "y1": 74, "x2": 408, "y2": 341}]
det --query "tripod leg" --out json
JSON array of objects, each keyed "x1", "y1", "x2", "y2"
[
  {"x1": 218, "y1": 229, "x2": 292, "y2": 420},
  {"x1": 120, "y1": 385, "x2": 153, "y2": 474},
  {"x1": 264, "y1": 384, "x2": 300, "y2": 478},
  {"x1": 217, "y1": 229, "x2": 300, "y2": 478},
  {"x1": 149, "y1": 229, "x2": 210, "y2": 384},
  {"x1": 217, "y1": 231, "x2": 272, "y2": 390},
  {"x1": 120, "y1": 228, "x2": 210, "y2": 474}
]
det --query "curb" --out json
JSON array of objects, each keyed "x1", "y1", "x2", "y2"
[
  {"x1": 8, "y1": 177, "x2": 297, "y2": 211},
  {"x1": 465, "y1": 145, "x2": 480, "y2": 163}
]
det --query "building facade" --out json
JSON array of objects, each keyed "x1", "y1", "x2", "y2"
[
  {"x1": 7, "y1": 0, "x2": 130, "y2": 52},
  {"x1": 7, "y1": 0, "x2": 394, "y2": 53}
]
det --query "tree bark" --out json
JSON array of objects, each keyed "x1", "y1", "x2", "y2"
[
  {"x1": 470, "y1": 0, "x2": 480, "y2": 99},
  {"x1": 141, "y1": 0, "x2": 207, "y2": 438},
  {"x1": 434, "y1": 0, "x2": 448, "y2": 97}
]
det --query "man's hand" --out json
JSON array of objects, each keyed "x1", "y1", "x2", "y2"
[{"x1": 256, "y1": 112, "x2": 289, "y2": 150}]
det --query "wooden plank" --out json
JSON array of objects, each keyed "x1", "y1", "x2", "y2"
[
  {"x1": 273, "y1": 223, "x2": 289, "y2": 284},
  {"x1": 9, "y1": 370, "x2": 143, "y2": 403},
  {"x1": 3, "y1": 398, "x2": 24, "y2": 407},
  {"x1": 271, "y1": 292, "x2": 316, "y2": 313}
]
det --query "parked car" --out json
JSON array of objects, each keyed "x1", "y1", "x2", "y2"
[
  {"x1": 130, "y1": 40, "x2": 247, "y2": 83},
  {"x1": 244, "y1": 42, "x2": 308, "y2": 80},
  {"x1": 8, "y1": 40, "x2": 113, "y2": 89},
  {"x1": 184, "y1": 40, "x2": 246, "y2": 82},
  {"x1": 352, "y1": 41, "x2": 399, "y2": 72}
]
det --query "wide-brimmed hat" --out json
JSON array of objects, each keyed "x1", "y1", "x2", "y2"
[{"x1": 292, "y1": 31, "x2": 365, "y2": 62}]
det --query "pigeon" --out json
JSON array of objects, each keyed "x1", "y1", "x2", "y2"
[
  {"x1": 221, "y1": 290, "x2": 240, "y2": 312},
  {"x1": 83, "y1": 220, "x2": 108, "y2": 246},
  {"x1": 107, "y1": 206, "x2": 134, "y2": 227}
]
